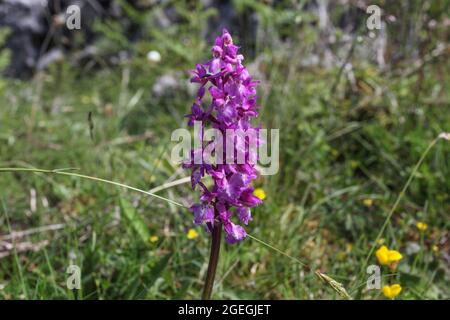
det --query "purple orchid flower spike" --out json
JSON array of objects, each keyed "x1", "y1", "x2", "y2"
[{"x1": 185, "y1": 29, "x2": 263, "y2": 245}]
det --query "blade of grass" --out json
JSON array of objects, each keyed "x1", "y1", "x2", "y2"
[
  {"x1": 0, "y1": 197, "x2": 29, "y2": 299},
  {"x1": 0, "y1": 167, "x2": 187, "y2": 208}
]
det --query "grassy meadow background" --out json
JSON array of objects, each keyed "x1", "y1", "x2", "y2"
[{"x1": 0, "y1": 1, "x2": 449, "y2": 299}]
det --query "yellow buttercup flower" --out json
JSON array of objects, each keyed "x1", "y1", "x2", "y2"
[
  {"x1": 388, "y1": 250, "x2": 403, "y2": 261},
  {"x1": 187, "y1": 229, "x2": 199, "y2": 240},
  {"x1": 376, "y1": 246, "x2": 390, "y2": 265},
  {"x1": 376, "y1": 246, "x2": 403, "y2": 266},
  {"x1": 253, "y1": 188, "x2": 266, "y2": 200},
  {"x1": 363, "y1": 198, "x2": 374, "y2": 207},
  {"x1": 149, "y1": 235, "x2": 159, "y2": 243},
  {"x1": 382, "y1": 284, "x2": 402, "y2": 299},
  {"x1": 416, "y1": 222, "x2": 428, "y2": 231}
]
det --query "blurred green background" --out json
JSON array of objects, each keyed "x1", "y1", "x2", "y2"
[{"x1": 0, "y1": 0, "x2": 449, "y2": 299}]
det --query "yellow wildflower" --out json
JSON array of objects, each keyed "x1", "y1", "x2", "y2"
[
  {"x1": 382, "y1": 284, "x2": 402, "y2": 299},
  {"x1": 187, "y1": 229, "x2": 199, "y2": 240},
  {"x1": 432, "y1": 245, "x2": 439, "y2": 253},
  {"x1": 363, "y1": 198, "x2": 374, "y2": 207},
  {"x1": 253, "y1": 188, "x2": 266, "y2": 200},
  {"x1": 376, "y1": 245, "x2": 403, "y2": 266},
  {"x1": 346, "y1": 243, "x2": 353, "y2": 252},
  {"x1": 416, "y1": 222, "x2": 428, "y2": 232},
  {"x1": 149, "y1": 235, "x2": 159, "y2": 243}
]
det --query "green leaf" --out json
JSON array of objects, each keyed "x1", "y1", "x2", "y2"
[{"x1": 120, "y1": 198, "x2": 150, "y2": 243}]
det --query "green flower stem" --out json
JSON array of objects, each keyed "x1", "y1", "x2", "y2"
[{"x1": 202, "y1": 222, "x2": 222, "y2": 300}]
